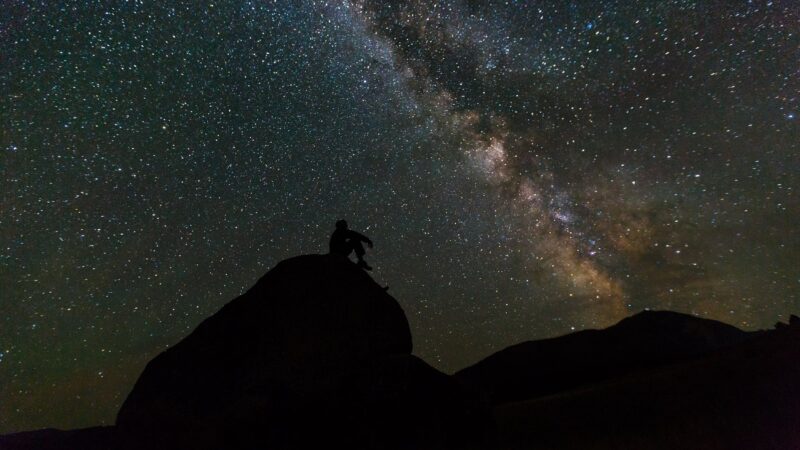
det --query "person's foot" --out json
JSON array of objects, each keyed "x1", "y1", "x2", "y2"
[{"x1": 357, "y1": 260, "x2": 373, "y2": 271}]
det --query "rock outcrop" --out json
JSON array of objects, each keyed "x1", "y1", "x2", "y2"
[
  {"x1": 115, "y1": 254, "x2": 489, "y2": 449},
  {"x1": 4, "y1": 256, "x2": 798, "y2": 450}
]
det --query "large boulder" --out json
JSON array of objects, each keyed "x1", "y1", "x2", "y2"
[
  {"x1": 116, "y1": 254, "x2": 490, "y2": 449},
  {"x1": 117, "y1": 254, "x2": 412, "y2": 429}
]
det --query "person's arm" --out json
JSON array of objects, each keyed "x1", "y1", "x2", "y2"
[{"x1": 349, "y1": 230, "x2": 373, "y2": 248}]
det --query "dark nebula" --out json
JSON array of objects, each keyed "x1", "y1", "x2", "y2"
[{"x1": 1, "y1": 0, "x2": 798, "y2": 433}]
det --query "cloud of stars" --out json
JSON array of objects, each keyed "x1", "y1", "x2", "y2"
[{"x1": 1, "y1": 0, "x2": 798, "y2": 433}]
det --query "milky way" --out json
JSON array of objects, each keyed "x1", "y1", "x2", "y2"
[{"x1": 1, "y1": 0, "x2": 798, "y2": 433}]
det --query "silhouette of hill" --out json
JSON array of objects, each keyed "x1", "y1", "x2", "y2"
[
  {"x1": 455, "y1": 310, "x2": 754, "y2": 405},
  {"x1": 2, "y1": 256, "x2": 799, "y2": 450},
  {"x1": 117, "y1": 253, "x2": 413, "y2": 430},
  {"x1": 0, "y1": 254, "x2": 490, "y2": 450},
  {"x1": 494, "y1": 323, "x2": 800, "y2": 450},
  {"x1": 116, "y1": 253, "x2": 490, "y2": 449}
]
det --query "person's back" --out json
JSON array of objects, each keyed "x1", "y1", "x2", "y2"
[{"x1": 329, "y1": 226, "x2": 351, "y2": 256}]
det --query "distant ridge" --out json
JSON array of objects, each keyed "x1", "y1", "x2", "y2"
[
  {"x1": 494, "y1": 320, "x2": 800, "y2": 449},
  {"x1": 455, "y1": 310, "x2": 753, "y2": 405}
]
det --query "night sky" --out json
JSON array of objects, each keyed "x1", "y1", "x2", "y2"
[{"x1": 1, "y1": 0, "x2": 798, "y2": 433}]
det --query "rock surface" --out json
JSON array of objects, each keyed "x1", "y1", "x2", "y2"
[
  {"x1": 4, "y1": 256, "x2": 798, "y2": 450},
  {"x1": 113, "y1": 253, "x2": 489, "y2": 449}
]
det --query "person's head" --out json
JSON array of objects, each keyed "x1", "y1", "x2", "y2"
[{"x1": 335, "y1": 219, "x2": 348, "y2": 230}]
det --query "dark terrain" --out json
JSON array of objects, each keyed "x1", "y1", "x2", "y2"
[
  {"x1": 455, "y1": 309, "x2": 756, "y2": 405},
  {"x1": 2, "y1": 254, "x2": 799, "y2": 449}
]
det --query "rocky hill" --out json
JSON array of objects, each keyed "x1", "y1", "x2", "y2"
[
  {"x1": 2, "y1": 255, "x2": 799, "y2": 450},
  {"x1": 493, "y1": 321, "x2": 800, "y2": 449},
  {"x1": 455, "y1": 310, "x2": 755, "y2": 405},
  {"x1": 1, "y1": 254, "x2": 490, "y2": 450}
]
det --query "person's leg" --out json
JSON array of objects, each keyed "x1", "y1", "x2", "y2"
[
  {"x1": 352, "y1": 241, "x2": 366, "y2": 261},
  {"x1": 351, "y1": 241, "x2": 372, "y2": 270}
]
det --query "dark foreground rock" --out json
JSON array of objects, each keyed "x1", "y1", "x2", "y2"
[
  {"x1": 4, "y1": 255, "x2": 799, "y2": 450},
  {"x1": 117, "y1": 253, "x2": 414, "y2": 431},
  {"x1": 1, "y1": 254, "x2": 490, "y2": 450},
  {"x1": 113, "y1": 254, "x2": 490, "y2": 449}
]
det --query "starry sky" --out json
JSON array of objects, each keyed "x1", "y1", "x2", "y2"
[{"x1": 1, "y1": 0, "x2": 798, "y2": 433}]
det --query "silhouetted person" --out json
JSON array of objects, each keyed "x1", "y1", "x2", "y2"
[{"x1": 329, "y1": 219, "x2": 373, "y2": 271}]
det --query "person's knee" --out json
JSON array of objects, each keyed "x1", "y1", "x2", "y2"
[{"x1": 353, "y1": 242, "x2": 366, "y2": 257}]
